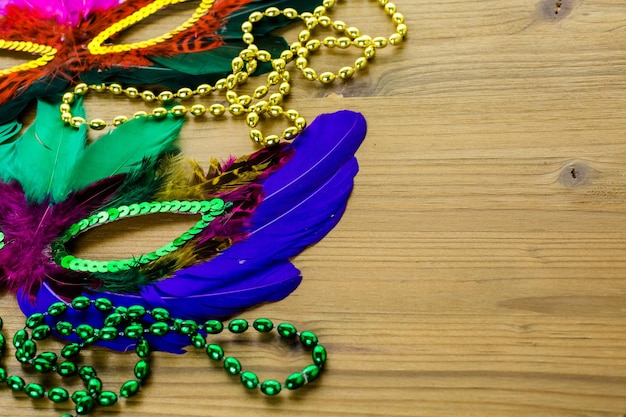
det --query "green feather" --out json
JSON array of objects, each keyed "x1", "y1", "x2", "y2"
[
  {"x1": 7, "y1": 98, "x2": 87, "y2": 203},
  {"x1": 0, "y1": 120, "x2": 21, "y2": 177},
  {"x1": 66, "y1": 112, "x2": 184, "y2": 194}
]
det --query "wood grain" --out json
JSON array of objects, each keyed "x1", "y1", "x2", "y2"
[{"x1": 2, "y1": 0, "x2": 626, "y2": 416}]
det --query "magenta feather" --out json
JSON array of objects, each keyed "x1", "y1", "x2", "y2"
[{"x1": 18, "y1": 110, "x2": 367, "y2": 352}]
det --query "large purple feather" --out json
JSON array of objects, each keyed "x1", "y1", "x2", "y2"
[{"x1": 19, "y1": 110, "x2": 367, "y2": 352}]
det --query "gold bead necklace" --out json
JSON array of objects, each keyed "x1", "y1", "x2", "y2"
[{"x1": 60, "y1": 0, "x2": 408, "y2": 146}]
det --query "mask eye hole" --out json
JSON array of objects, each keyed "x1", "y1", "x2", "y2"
[
  {"x1": 52, "y1": 199, "x2": 227, "y2": 275},
  {"x1": 88, "y1": 0, "x2": 216, "y2": 55},
  {"x1": 0, "y1": 41, "x2": 57, "y2": 76}
]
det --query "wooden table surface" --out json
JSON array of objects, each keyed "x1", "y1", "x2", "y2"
[{"x1": 2, "y1": 0, "x2": 626, "y2": 416}]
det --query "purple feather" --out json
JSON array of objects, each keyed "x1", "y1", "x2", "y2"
[{"x1": 20, "y1": 110, "x2": 367, "y2": 352}]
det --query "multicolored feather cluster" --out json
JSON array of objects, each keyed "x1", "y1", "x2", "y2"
[{"x1": 6, "y1": 97, "x2": 367, "y2": 352}]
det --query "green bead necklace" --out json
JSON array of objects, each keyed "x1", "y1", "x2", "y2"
[{"x1": 0, "y1": 296, "x2": 326, "y2": 416}]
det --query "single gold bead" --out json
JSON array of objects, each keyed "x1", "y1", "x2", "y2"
[
  {"x1": 89, "y1": 118, "x2": 107, "y2": 130},
  {"x1": 280, "y1": 49, "x2": 294, "y2": 61},
  {"x1": 396, "y1": 23, "x2": 408, "y2": 37},
  {"x1": 226, "y1": 90, "x2": 238, "y2": 104},
  {"x1": 108, "y1": 83, "x2": 123, "y2": 95},
  {"x1": 267, "y1": 71, "x2": 281, "y2": 85},
  {"x1": 246, "y1": 112, "x2": 259, "y2": 127},
  {"x1": 305, "y1": 39, "x2": 321, "y2": 51},
  {"x1": 59, "y1": 103, "x2": 71, "y2": 113},
  {"x1": 300, "y1": 12, "x2": 313, "y2": 19},
  {"x1": 283, "y1": 7, "x2": 298, "y2": 19},
  {"x1": 302, "y1": 67, "x2": 318, "y2": 81},
  {"x1": 196, "y1": 84, "x2": 213, "y2": 95},
  {"x1": 265, "y1": 6, "x2": 280, "y2": 17},
  {"x1": 392, "y1": 12, "x2": 404, "y2": 24},
  {"x1": 70, "y1": 116, "x2": 87, "y2": 127},
  {"x1": 215, "y1": 78, "x2": 227, "y2": 91},
  {"x1": 337, "y1": 37, "x2": 351, "y2": 49},
  {"x1": 283, "y1": 126, "x2": 300, "y2": 140},
  {"x1": 296, "y1": 47, "x2": 309, "y2": 58},
  {"x1": 112, "y1": 115, "x2": 129, "y2": 126},
  {"x1": 171, "y1": 105, "x2": 187, "y2": 117},
  {"x1": 237, "y1": 69, "x2": 249, "y2": 84},
  {"x1": 61, "y1": 112, "x2": 72, "y2": 123},
  {"x1": 378, "y1": 0, "x2": 389, "y2": 6},
  {"x1": 246, "y1": 59, "x2": 258, "y2": 73},
  {"x1": 227, "y1": 73, "x2": 238, "y2": 89},
  {"x1": 242, "y1": 32, "x2": 254, "y2": 45},
  {"x1": 239, "y1": 48, "x2": 256, "y2": 61},
  {"x1": 332, "y1": 20, "x2": 347, "y2": 32},
  {"x1": 238, "y1": 94, "x2": 252, "y2": 106},
  {"x1": 152, "y1": 107, "x2": 168, "y2": 118},
  {"x1": 272, "y1": 58, "x2": 286, "y2": 71},
  {"x1": 209, "y1": 103, "x2": 226, "y2": 116},
  {"x1": 252, "y1": 100, "x2": 268, "y2": 113},
  {"x1": 248, "y1": 11, "x2": 263, "y2": 22},
  {"x1": 384, "y1": 2, "x2": 397, "y2": 15},
  {"x1": 241, "y1": 21, "x2": 253, "y2": 33},
  {"x1": 249, "y1": 129, "x2": 263, "y2": 143},
  {"x1": 373, "y1": 36, "x2": 389, "y2": 48},
  {"x1": 268, "y1": 93, "x2": 283, "y2": 106},
  {"x1": 62, "y1": 92, "x2": 75, "y2": 104},
  {"x1": 73, "y1": 83, "x2": 88, "y2": 95},
  {"x1": 284, "y1": 109, "x2": 300, "y2": 121},
  {"x1": 305, "y1": 17, "x2": 318, "y2": 30},
  {"x1": 190, "y1": 104, "x2": 206, "y2": 116},
  {"x1": 254, "y1": 85, "x2": 269, "y2": 98},
  {"x1": 322, "y1": 0, "x2": 335, "y2": 7},
  {"x1": 158, "y1": 91, "x2": 174, "y2": 102},
  {"x1": 364, "y1": 46, "x2": 376, "y2": 59},
  {"x1": 177, "y1": 87, "x2": 194, "y2": 99},
  {"x1": 133, "y1": 111, "x2": 149, "y2": 118},
  {"x1": 346, "y1": 27, "x2": 361, "y2": 39},
  {"x1": 141, "y1": 90, "x2": 156, "y2": 102},
  {"x1": 355, "y1": 57, "x2": 368, "y2": 70},
  {"x1": 295, "y1": 57, "x2": 308, "y2": 70},
  {"x1": 318, "y1": 15, "x2": 332, "y2": 27},
  {"x1": 389, "y1": 33, "x2": 403, "y2": 46},
  {"x1": 91, "y1": 83, "x2": 107, "y2": 93},
  {"x1": 294, "y1": 117, "x2": 307, "y2": 130},
  {"x1": 278, "y1": 82, "x2": 291, "y2": 95},
  {"x1": 319, "y1": 71, "x2": 336, "y2": 84},
  {"x1": 263, "y1": 134, "x2": 280, "y2": 147},
  {"x1": 228, "y1": 103, "x2": 245, "y2": 116},
  {"x1": 268, "y1": 105, "x2": 283, "y2": 117},
  {"x1": 125, "y1": 87, "x2": 139, "y2": 98},
  {"x1": 298, "y1": 30, "x2": 310, "y2": 43},
  {"x1": 256, "y1": 50, "x2": 271, "y2": 62},
  {"x1": 323, "y1": 37, "x2": 337, "y2": 48},
  {"x1": 355, "y1": 35, "x2": 373, "y2": 48},
  {"x1": 231, "y1": 57, "x2": 245, "y2": 73}
]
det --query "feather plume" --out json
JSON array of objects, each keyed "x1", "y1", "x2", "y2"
[{"x1": 18, "y1": 110, "x2": 367, "y2": 353}]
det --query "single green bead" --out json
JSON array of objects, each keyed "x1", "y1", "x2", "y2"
[
  {"x1": 299, "y1": 331, "x2": 318, "y2": 347},
  {"x1": 48, "y1": 387, "x2": 70, "y2": 402},
  {"x1": 252, "y1": 318, "x2": 274, "y2": 333},
  {"x1": 78, "y1": 366, "x2": 97, "y2": 381},
  {"x1": 97, "y1": 391, "x2": 118, "y2": 406},
  {"x1": 302, "y1": 364, "x2": 320, "y2": 383},
  {"x1": 33, "y1": 357, "x2": 54, "y2": 373},
  {"x1": 12, "y1": 328, "x2": 28, "y2": 348},
  {"x1": 206, "y1": 344, "x2": 224, "y2": 361},
  {"x1": 0, "y1": 333, "x2": 5, "y2": 352},
  {"x1": 312, "y1": 345, "x2": 327, "y2": 365},
  {"x1": 285, "y1": 372, "x2": 305, "y2": 390},
  {"x1": 0, "y1": 316, "x2": 3, "y2": 330},
  {"x1": 99, "y1": 326, "x2": 119, "y2": 341},
  {"x1": 178, "y1": 319, "x2": 198, "y2": 335},
  {"x1": 47, "y1": 301, "x2": 68, "y2": 316},
  {"x1": 60, "y1": 414, "x2": 73, "y2": 417},
  {"x1": 71, "y1": 391, "x2": 89, "y2": 407},
  {"x1": 150, "y1": 307, "x2": 170, "y2": 321},
  {"x1": 134, "y1": 359, "x2": 150, "y2": 380},
  {"x1": 71, "y1": 296, "x2": 92, "y2": 310},
  {"x1": 204, "y1": 319, "x2": 223, "y2": 334},
  {"x1": 228, "y1": 319, "x2": 249, "y2": 334},
  {"x1": 104, "y1": 313, "x2": 123, "y2": 327},
  {"x1": 149, "y1": 321, "x2": 169, "y2": 336},
  {"x1": 75, "y1": 324, "x2": 94, "y2": 339},
  {"x1": 25, "y1": 313, "x2": 45, "y2": 329},
  {"x1": 24, "y1": 383, "x2": 45, "y2": 399},
  {"x1": 19, "y1": 339, "x2": 36, "y2": 360},
  {"x1": 135, "y1": 339, "x2": 150, "y2": 358},
  {"x1": 115, "y1": 306, "x2": 128, "y2": 316},
  {"x1": 124, "y1": 323, "x2": 144, "y2": 339},
  {"x1": 15, "y1": 348, "x2": 30, "y2": 364},
  {"x1": 277, "y1": 323, "x2": 297, "y2": 338},
  {"x1": 87, "y1": 377, "x2": 103, "y2": 394},
  {"x1": 240, "y1": 371, "x2": 259, "y2": 389},
  {"x1": 39, "y1": 351, "x2": 58, "y2": 363},
  {"x1": 55, "y1": 321, "x2": 74, "y2": 336},
  {"x1": 75, "y1": 396, "x2": 95, "y2": 415},
  {"x1": 0, "y1": 368, "x2": 7, "y2": 382},
  {"x1": 223, "y1": 357, "x2": 242, "y2": 375},
  {"x1": 32, "y1": 324, "x2": 52, "y2": 340},
  {"x1": 82, "y1": 334, "x2": 101, "y2": 346},
  {"x1": 119, "y1": 380, "x2": 140, "y2": 398},
  {"x1": 6, "y1": 375, "x2": 25, "y2": 391},
  {"x1": 127, "y1": 305, "x2": 147, "y2": 320},
  {"x1": 260, "y1": 379, "x2": 282, "y2": 396},
  {"x1": 94, "y1": 297, "x2": 113, "y2": 311},
  {"x1": 57, "y1": 361, "x2": 77, "y2": 377},
  {"x1": 190, "y1": 333, "x2": 206, "y2": 349},
  {"x1": 61, "y1": 342, "x2": 81, "y2": 359}
]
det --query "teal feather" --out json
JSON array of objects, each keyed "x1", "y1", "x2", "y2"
[
  {"x1": 6, "y1": 99, "x2": 87, "y2": 203},
  {"x1": 0, "y1": 119, "x2": 21, "y2": 171}
]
